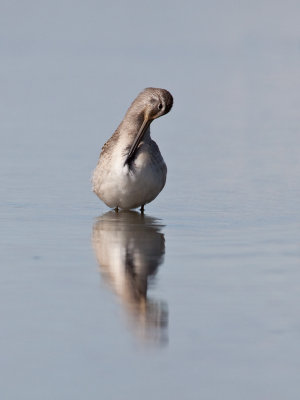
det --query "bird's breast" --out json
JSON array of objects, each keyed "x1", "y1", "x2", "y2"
[{"x1": 93, "y1": 139, "x2": 166, "y2": 209}]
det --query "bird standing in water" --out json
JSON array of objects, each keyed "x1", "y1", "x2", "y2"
[{"x1": 92, "y1": 88, "x2": 173, "y2": 212}]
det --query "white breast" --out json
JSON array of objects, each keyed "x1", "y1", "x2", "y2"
[{"x1": 92, "y1": 139, "x2": 167, "y2": 210}]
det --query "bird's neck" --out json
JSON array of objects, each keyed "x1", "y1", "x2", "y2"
[{"x1": 118, "y1": 111, "x2": 151, "y2": 144}]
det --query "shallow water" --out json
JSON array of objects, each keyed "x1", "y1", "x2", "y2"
[{"x1": 1, "y1": 1, "x2": 300, "y2": 399}]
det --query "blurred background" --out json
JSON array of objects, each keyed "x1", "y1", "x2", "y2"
[{"x1": 1, "y1": 1, "x2": 300, "y2": 399}]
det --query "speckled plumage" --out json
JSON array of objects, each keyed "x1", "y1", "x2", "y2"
[{"x1": 92, "y1": 88, "x2": 173, "y2": 210}]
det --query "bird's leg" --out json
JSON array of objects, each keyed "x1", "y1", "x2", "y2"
[
  {"x1": 114, "y1": 206, "x2": 119, "y2": 213},
  {"x1": 140, "y1": 205, "x2": 145, "y2": 213}
]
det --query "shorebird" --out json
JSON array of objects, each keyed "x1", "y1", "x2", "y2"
[{"x1": 92, "y1": 87, "x2": 173, "y2": 211}]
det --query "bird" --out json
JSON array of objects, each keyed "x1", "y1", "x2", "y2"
[{"x1": 92, "y1": 87, "x2": 173, "y2": 212}]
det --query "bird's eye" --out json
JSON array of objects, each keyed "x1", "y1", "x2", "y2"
[{"x1": 158, "y1": 103, "x2": 163, "y2": 110}]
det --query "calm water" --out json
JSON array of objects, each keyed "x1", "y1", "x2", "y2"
[{"x1": 1, "y1": 1, "x2": 300, "y2": 399}]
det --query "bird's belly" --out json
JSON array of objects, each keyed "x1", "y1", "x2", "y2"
[{"x1": 93, "y1": 149, "x2": 166, "y2": 209}]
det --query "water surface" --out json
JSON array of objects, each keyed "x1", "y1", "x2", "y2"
[{"x1": 1, "y1": 1, "x2": 300, "y2": 399}]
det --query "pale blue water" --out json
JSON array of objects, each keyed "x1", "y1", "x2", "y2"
[{"x1": 1, "y1": 1, "x2": 300, "y2": 399}]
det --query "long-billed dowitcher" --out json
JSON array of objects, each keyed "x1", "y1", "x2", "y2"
[{"x1": 92, "y1": 88, "x2": 173, "y2": 211}]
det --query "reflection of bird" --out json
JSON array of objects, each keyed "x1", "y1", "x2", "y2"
[
  {"x1": 92, "y1": 88, "x2": 173, "y2": 212},
  {"x1": 92, "y1": 210, "x2": 168, "y2": 345}
]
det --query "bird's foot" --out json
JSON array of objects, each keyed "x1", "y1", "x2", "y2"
[{"x1": 140, "y1": 205, "x2": 145, "y2": 213}]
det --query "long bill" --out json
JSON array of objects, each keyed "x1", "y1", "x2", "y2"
[{"x1": 124, "y1": 116, "x2": 151, "y2": 165}]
